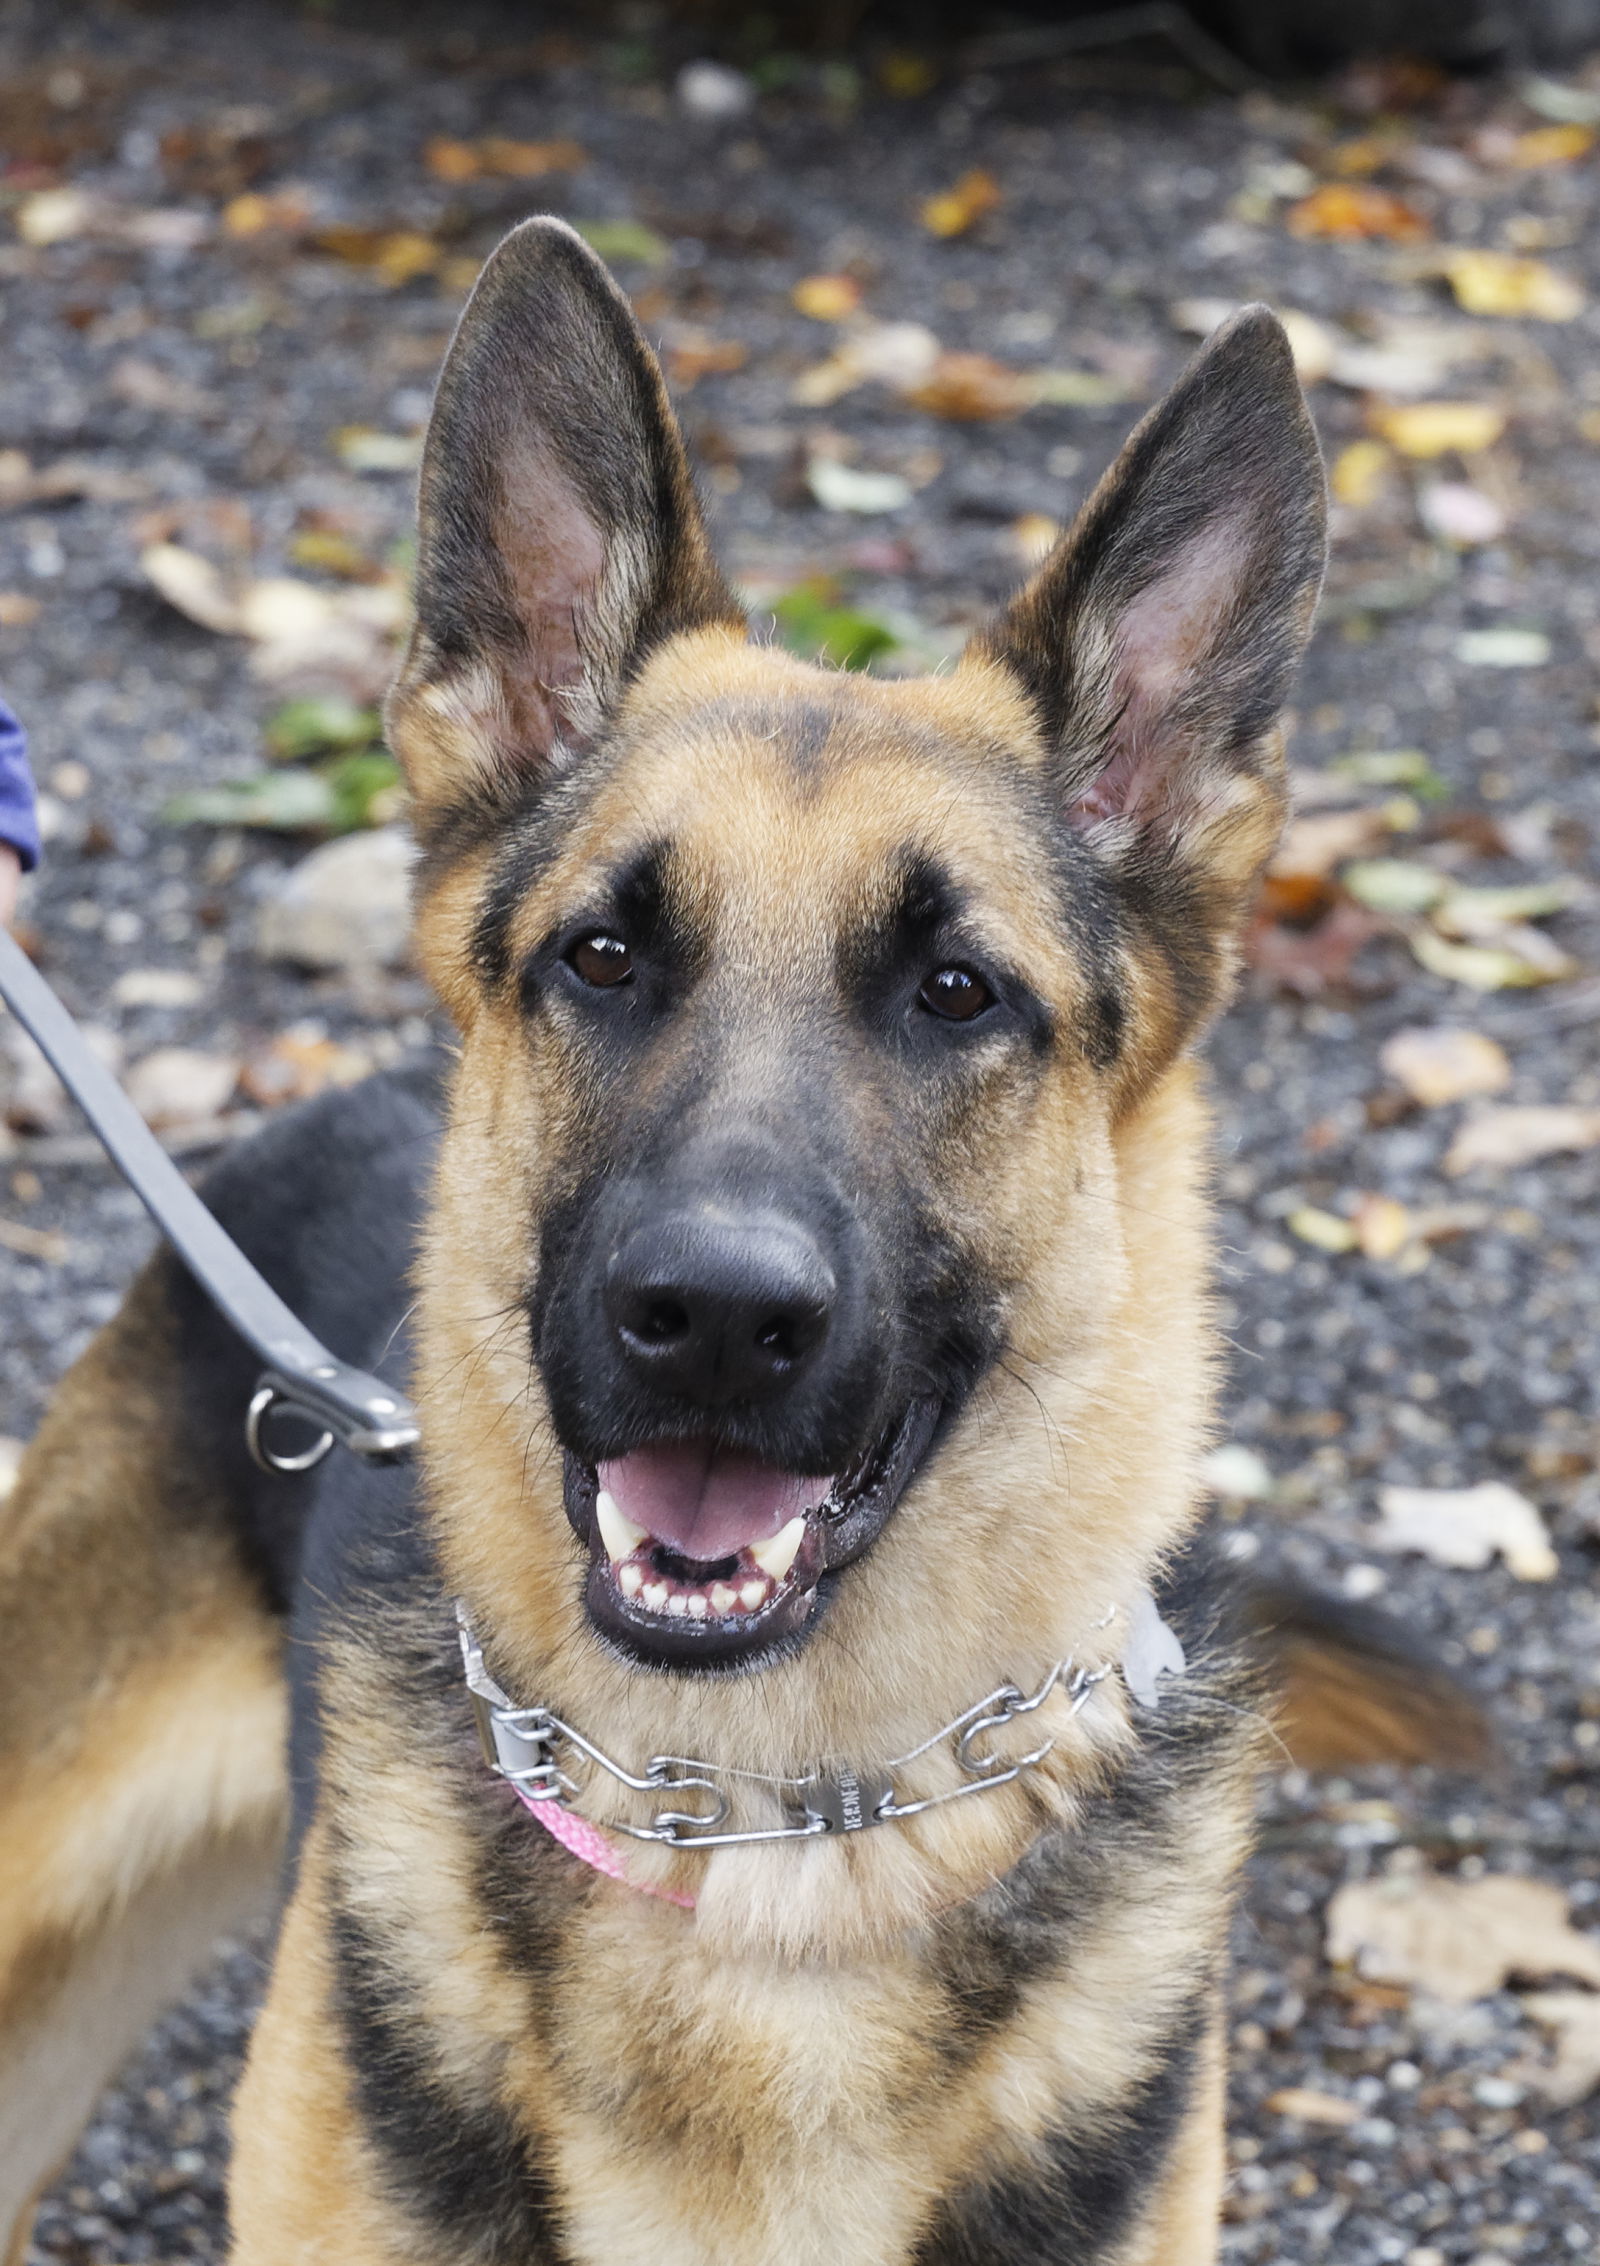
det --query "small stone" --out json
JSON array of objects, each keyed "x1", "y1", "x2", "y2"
[
  {"x1": 124, "y1": 1047, "x2": 240, "y2": 1129},
  {"x1": 677, "y1": 60, "x2": 754, "y2": 119},
  {"x1": 112, "y1": 968, "x2": 204, "y2": 1009},
  {"x1": 255, "y1": 827, "x2": 416, "y2": 972}
]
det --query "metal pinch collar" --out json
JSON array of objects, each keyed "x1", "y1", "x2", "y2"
[{"x1": 455, "y1": 1601, "x2": 1161, "y2": 1849}]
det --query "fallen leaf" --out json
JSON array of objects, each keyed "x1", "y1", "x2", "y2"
[
  {"x1": 664, "y1": 330, "x2": 747, "y2": 388},
  {"x1": 1330, "y1": 438, "x2": 1394, "y2": 508},
  {"x1": 240, "y1": 1028, "x2": 375, "y2": 1107},
  {"x1": 1436, "y1": 878, "x2": 1583, "y2": 935},
  {"x1": 792, "y1": 274, "x2": 862, "y2": 321},
  {"x1": 1454, "y1": 627, "x2": 1551, "y2": 668},
  {"x1": 1327, "y1": 1872, "x2": 1600, "y2": 2004},
  {"x1": 1011, "y1": 512, "x2": 1059, "y2": 567},
  {"x1": 573, "y1": 218, "x2": 669, "y2": 267},
  {"x1": 0, "y1": 451, "x2": 153, "y2": 512},
  {"x1": 1288, "y1": 1205, "x2": 1358, "y2": 1254},
  {"x1": 1332, "y1": 747, "x2": 1449, "y2": 797},
  {"x1": 166, "y1": 768, "x2": 342, "y2": 833},
  {"x1": 1369, "y1": 401, "x2": 1506, "y2": 458},
  {"x1": 141, "y1": 542, "x2": 242, "y2": 635},
  {"x1": 289, "y1": 528, "x2": 380, "y2": 579},
  {"x1": 1264, "y1": 2087, "x2": 1362, "y2": 2128},
  {"x1": 1026, "y1": 367, "x2": 1139, "y2": 408},
  {"x1": 1286, "y1": 182, "x2": 1430, "y2": 241},
  {"x1": 920, "y1": 167, "x2": 1001, "y2": 238},
  {"x1": 902, "y1": 350, "x2": 1033, "y2": 421},
  {"x1": 1519, "y1": 1992, "x2": 1600, "y2": 2106},
  {"x1": 1352, "y1": 1193, "x2": 1412, "y2": 1260},
  {"x1": 110, "y1": 968, "x2": 204, "y2": 1009},
  {"x1": 1380, "y1": 1026, "x2": 1511, "y2": 1107},
  {"x1": 422, "y1": 135, "x2": 480, "y2": 183},
  {"x1": 1411, "y1": 925, "x2": 1576, "y2": 989},
  {"x1": 1443, "y1": 248, "x2": 1584, "y2": 320},
  {"x1": 769, "y1": 579, "x2": 898, "y2": 670},
  {"x1": 1510, "y1": 122, "x2": 1595, "y2": 166},
  {"x1": 109, "y1": 358, "x2": 218, "y2": 416},
  {"x1": 1201, "y1": 1443, "x2": 1273, "y2": 1501},
  {"x1": 1372, "y1": 1480, "x2": 1558, "y2": 1580},
  {"x1": 313, "y1": 226, "x2": 441, "y2": 285},
  {"x1": 806, "y1": 457, "x2": 912, "y2": 515},
  {"x1": 1341, "y1": 858, "x2": 1446, "y2": 916},
  {"x1": 1272, "y1": 807, "x2": 1399, "y2": 879},
  {"x1": 1245, "y1": 890, "x2": 1385, "y2": 995},
  {"x1": 1419, "y1": 481, "x2": 1506, "y2": 545},
  {"x1": 0, "y1": 594, "x2": 42, "y2": 627},
  {"x1": 333, "y1": 427, "x2": 423, "y2": 475},
  {"x1": 265, "y1": 697, "x2": 381, "y2": 762},
  {"x1": 1445, "y1": 1104, "x2": 1600, "y2": 1176},
  {"x1": 222, "y1": 188, "x2": 311, "y2": 236},
  {"x1": 124, "y1": 1047, "x2": 240, "y2": 1130},
  {"x1": 475, "y1": 136, "x2": 587, "y2": 179}
]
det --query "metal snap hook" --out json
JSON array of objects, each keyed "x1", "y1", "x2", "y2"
[{"x1": 246, "y1": 1383, "x2": 336, "y2": 1475}]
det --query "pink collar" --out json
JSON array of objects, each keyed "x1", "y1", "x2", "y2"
[{"x1": 515, "y1": 1783, "x2": 696, "y2": 1908}]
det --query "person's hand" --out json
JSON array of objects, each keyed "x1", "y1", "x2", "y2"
[{"x1": 0, "y1": 844, "x2": 20, "y2": 928}]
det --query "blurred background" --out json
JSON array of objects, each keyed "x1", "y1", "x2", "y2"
[{"x1": 4, "y1": 5, "x2": 1600, "y2": 2260}]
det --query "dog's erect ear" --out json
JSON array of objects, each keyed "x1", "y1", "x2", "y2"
[
  {"x1": 388, "y1": 218, "x2": 743, "y2": 825},
  {"x1": 970, "y1": 307, "x2": 1325, "y2": 910}
]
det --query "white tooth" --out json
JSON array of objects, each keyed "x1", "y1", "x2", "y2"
[
  {"x1": 618, "y1": 1562, "x2": 644, "y2": 1599},
  {"x1": 709, "y1": 1583, "x2": 738, "y2": 1616},
  {"x1": 739, "y1": 1578, "x2": 769, "y2": 1612},
  {"x1": 749, "y1": 1516, "x2": 806, "y2": 1585},
  {"x1": 596, "y1": 1490, "x2": 649, "y2": 1565},
  {"x1": 666, "y1": 1592, "x2": 689, "y2": 1618},
  {"x1": 686, "y1": 1592, "x2": 709, "y2": 1620},
  {"x1": 642, "y1": 1580, "x2": 670, "y2": 1612}
]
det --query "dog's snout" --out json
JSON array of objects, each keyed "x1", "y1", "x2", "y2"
[{"x1": 605, "y1": 1211, "x2": 836, "y2": 1406}]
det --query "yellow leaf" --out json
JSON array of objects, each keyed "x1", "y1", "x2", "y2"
[
  {"x1": 920, "y1": 168, "x2": 1001, "y2": 239},
  {"x1": 1288, "y1": 1206, "x2": 1358, "y2": 1254},
  {"x1": 1369, "y1": 401, "x2": 1506, "y2": 458},
  {"x1": 1409, "y1": 925, "x2": 1575, "y2": 990},
  {"x1": 374, "y1": 231, "x2": 440, "y2": 286},
  {"x1": 1330, "y1": 438, "x2": 1394, "y2": 507},
  {"x1": 1443, "y1": 249, "x2": 1584, "y2": 321},
  {"x1": 1352, "y1": 1193, "x2": 1413, "y2": 1260},
  {"x1": 1011, "y1": 513, "x2": 1059, "y2": 566},
  {"x1": 1510, "y1": 123, "x2": 1594, "y2": 167},
  {"x1": 792, "y1": 274, "x2": 862, "y2": 322}
]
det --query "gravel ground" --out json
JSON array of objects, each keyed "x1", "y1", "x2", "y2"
[{"x1": 4, "y1": 8, "x2": 1600, "y2": 2259}]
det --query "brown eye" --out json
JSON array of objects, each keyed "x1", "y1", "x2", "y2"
[
  {"x1": 918, "y1": 966, "x2": 993, "y2": 1022},
  {"x1": 568, "y1": 932, "x2": 633, "y2": 988}
]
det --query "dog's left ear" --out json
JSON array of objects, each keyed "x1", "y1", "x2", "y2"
[
  {"x1": 388, "y1": 218, "x2": 744, "y2": 828},
  {"x1": 970, "y1": 306, "x2": 1325, "y2": 924}
]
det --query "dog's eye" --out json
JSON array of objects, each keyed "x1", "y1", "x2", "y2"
[
  {"x1": 918, "y1": 966, "x2": 993, "y2": 1022},
  {"x1": 568, "y1": 932, "x2": 634, "y2": 988}
]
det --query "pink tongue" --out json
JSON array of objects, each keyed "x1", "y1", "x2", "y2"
[{"x1": 599, "y1": 1442, "x2": 834, "y2": 1562}]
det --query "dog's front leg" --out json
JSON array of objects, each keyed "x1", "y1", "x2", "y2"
[{"x1": 1113, "y1": 2003, "x2": 1226, "y2": 2266}]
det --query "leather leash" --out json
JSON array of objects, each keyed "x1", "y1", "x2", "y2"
[{"x1": 0, "y1": 925, "x2": 419, "y2": 1470}]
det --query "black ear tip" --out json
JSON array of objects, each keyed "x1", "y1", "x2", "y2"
[{"x1": 1198, "y1": 302, "x2": 1301, "y2": 387}]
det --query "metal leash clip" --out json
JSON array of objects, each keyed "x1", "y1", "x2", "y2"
[{"x1": 0, "y1": 927, "x2": 420, "y2": 1470}]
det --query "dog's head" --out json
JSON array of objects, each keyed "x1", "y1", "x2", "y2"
[{"x1": 390, "y1": 221, "x2": 1323, "y2": 1718}]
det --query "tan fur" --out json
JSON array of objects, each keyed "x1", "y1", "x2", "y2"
[{"x1": 0, "y1": 1267, "x2": 288, "y2": 2260}]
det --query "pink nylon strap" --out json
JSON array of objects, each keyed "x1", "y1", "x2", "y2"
[{"x1": 514, "y1": 1783, "x2": 696, "y2": 1909}]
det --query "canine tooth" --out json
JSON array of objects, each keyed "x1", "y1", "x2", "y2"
[
  {"x1": 739, "y1": 1578, "x2": 769, "y2": 1611},
  {"x1": 642, "y1": 1580, "x2": 670, "y2": 1612},
  {"x1": 596, "y1": 1490, "x2": 649, "y2": 1565},
  {"x1": 749, "y1": 1516, "x2": 806, "y2": 1585},
  {"x1": 618, "y1": 1562, "x2": 644, "y2": 1599},
  {"x1": 666, "y1": 1593, "x2": 689, "y2": 1617},
  {"x1": 709, "y1": 1583, "x2": 738, "y2": 1616},
  {"x1": 686, "y1": 1592, "x2": 709, "y2": 1619}
]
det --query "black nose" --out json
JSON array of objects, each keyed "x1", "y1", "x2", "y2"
[{"x1": 605, "y1": 1210, "x2": 836, "y2": 1406}]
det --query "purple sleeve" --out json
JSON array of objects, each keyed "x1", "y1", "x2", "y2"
[{"x1": 0, "y1": 696, "x2": 39, "y2": 871}]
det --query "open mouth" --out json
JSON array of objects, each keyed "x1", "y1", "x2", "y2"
[{"x1": 564, "y1": 1398, "x2": 940, "y2": 1669}]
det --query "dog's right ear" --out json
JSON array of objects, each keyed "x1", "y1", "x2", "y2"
[{"x1": 387, "y1": 219, "x2": 743, "y2": 831}]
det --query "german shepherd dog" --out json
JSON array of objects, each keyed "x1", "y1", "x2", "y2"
[{"x1": 0, "y1": 222, "x2": 1466, "y2": 2264}]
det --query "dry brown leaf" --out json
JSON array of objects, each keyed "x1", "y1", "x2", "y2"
[
  {"x1": 902, "y1": 351, "x2": 1034, "y2": 421},
  {"x1": 124, "y1": 1047, "x2": 240, "y2": 1130},
  {"x1": 1327, "y1": 1872, "x2": 1600, "y2": 2005},
  {"x1": 792, "y1": 274, "x2": 861, "y2": 321},
  {"x1": 240, "y1": 1030, "x2": 375, "y2": 1108},
  {"x1": 1519, "y1": 1992, "x2": 1600, "y2": 2106},
  {"x1": 920, "y1": 168, "x2": 1001, "y2": 238},
  {"x1": 1444, "y1": 1103, "x2": 1600, "y2": 1176},
  {"x1": 1368, "y1": 401, "x2": 1506, "y2": 458},
  {"x1": 0, "y1": 451, "x2": 152, "y2": 512},
  {"x1": 1372, "y1": 1480, "x2": 1558, "y2": 1580},
  {"x1": 141, "y1": 542, "x2": 243, "y2": 635},
  {"x1": 1443, "y1": 248, "x2": 1584, "y2": 320},
  {"x1": 1285, "y1": 182, "x2": 1430, "y2": 241},
  {"x1": 1380, "y1": 1026, "x2": 1511, "y2": 1107},
  {"x1": 422, "y1": 135, "x2": 480, "y2": 183},
  {"x1": 664, "y1": 330, "x2": 748, "y2": 388},
  {"x1": 222, "y1": 189, "x2": 311, "y2": 237},
  {"x1": 313, "y1": 226, "x2": 440, "y2": 286}
]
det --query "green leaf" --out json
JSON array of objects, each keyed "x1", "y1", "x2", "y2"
[
  {"x1": 164, "y1": 768, "x2": 339, "y2": 833},
  {"x1": 771, "y1": 578, "x2": 899, "y2": 670},
  {"x1": 322, "y1": 751, "x2": 406, "y2": 832},
  {"x1": 265, "y1": 697, "x2": 382, "y2": 763},
  {"x1": 1341, "y1": 858, "x2": 1448, "y2": 916},
  {"x1": 574, "y1": 218, "x2": 670, "y2": 267},
  {"x1": 1332, "y1": 747, "x2": 1450, "y2": 800}
]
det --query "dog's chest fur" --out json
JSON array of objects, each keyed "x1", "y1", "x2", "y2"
[{"x1": 315, "y1": 1561, "x2": 1258, "y2": 2266}]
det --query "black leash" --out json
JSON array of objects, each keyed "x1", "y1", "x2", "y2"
[{"x1": 0, "y1": 926, "x2": 419, "y2": 1471}]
